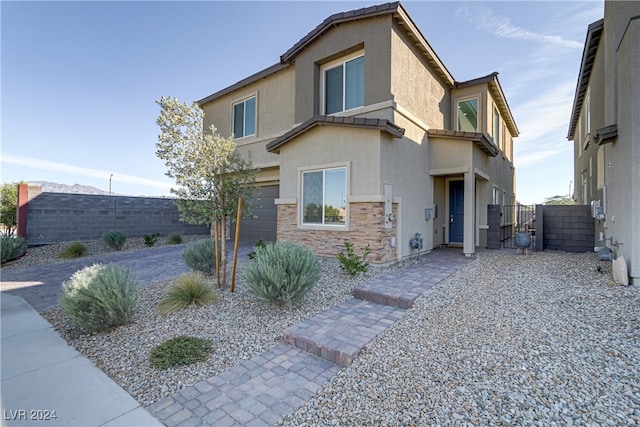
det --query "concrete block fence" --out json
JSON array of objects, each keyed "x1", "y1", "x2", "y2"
[
  {"x1": 487, "y1": 204, "x2": 594, "y2": 252},
  {"x1": 17, "y1": 185, "x2": 209, "y2": 245}
]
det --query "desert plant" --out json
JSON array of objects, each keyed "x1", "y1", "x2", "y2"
[
  {"x1": 58, "y1": 264, "x2": 137, "y2": 333},
  {"x1": 158, "y1": 272, "x2": 217, "y2": 314},
  {"x1": 102, "y1": 230, "x2": 127, "y2": 250},
  {"x1": 144, "y1": 233, "x2": 160, "y2": 247},
  {"x1": 0, "y1": 236, "x2": 26, "y2": 264},
  {"x1": 167, "y1": 232, "x2": 183, "y2": 245},
  {"x1": 336, "y1": 241, "x2": 370, "y2": 276},
  {"x1": 247, "y1": 239, "x2": 266, "y2": 260},
  {"x1": 244, "y1": 241, "x2": 320, "y2": 306},
  {"x1": 150, "y1": 335, "x2": 213, "y2": 370},
  {"x1": 59, "y1": 241, "x2": 87, "y2": 259},
  {"x1": 182, "y1": 238, "x2": 217, "y2": 275}
]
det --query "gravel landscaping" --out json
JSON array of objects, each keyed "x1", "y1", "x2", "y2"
[
  {"x1": 16, "y1": 241, "x2": 639, "y2": 424},
  {"x1": 277, "y1": 251, "x2": 640, "y2": 426},
  {"x1": 39, "y1": 245, "x2": 418, "y2": 407}
]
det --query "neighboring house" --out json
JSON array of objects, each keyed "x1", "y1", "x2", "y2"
[
  {"x1": 198, "y1": 1, "x2": 518, "y2": 263},
  {"x1": 567, "y1": 0, "x2": 639, "y2": 284}
]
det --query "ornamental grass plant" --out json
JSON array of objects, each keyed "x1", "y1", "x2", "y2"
[
  {"x1": 158, "y1": 272, "x2": 217, "y2": 314},
  {"x1": 244, "y1": 241, "x2": 320, "y2": 306},
  {"x1": 59, "y1": 264, "x2": 137, "y2": 333}
]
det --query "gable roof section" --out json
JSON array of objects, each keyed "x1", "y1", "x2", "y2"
[
  {"x1": 427, "y1": 129, "x2": 499, "y2": 157},
  {"x1": 567, "y1": 19, "x2": 604, "y2": 140},
  {"x1": 281, "y1": 2, "x2": 455, "y2": 86},
  {"x1": 266, "y1": 115, "x2": 405, "y2": 153},
  {"x1": 198, "y1": 2, "x2": 456, "y2": 106},
  {"x1": 455, "y1": 72, "x2": 519, "y2": 137}
]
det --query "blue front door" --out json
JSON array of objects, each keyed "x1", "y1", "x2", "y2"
[{"x1": 449, "y1": 180, "x2": 464, "y2": 244}]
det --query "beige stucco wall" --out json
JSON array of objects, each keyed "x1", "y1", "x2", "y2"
[
  {"x1": 390, "y1": 21, "x2": 449, "y2": 130},
  {"x1": 292, "y1": 16, "x2": 393, "y2": 122},
  {"x1": 200, "y1": 66, "x2": 295, "y2": 169},
  {"x1": 603, "y1": 8, "x2": 640, "y2": 282}
]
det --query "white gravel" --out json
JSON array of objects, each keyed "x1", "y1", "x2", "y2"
[{"x1": 277, "y1": 251, "x2": 639, "y2": 426}]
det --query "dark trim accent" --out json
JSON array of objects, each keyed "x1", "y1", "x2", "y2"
[
  {"x1": 427, "y1": 129, "x2": 499, "y2": 157},
  {"x1": 197, "y1": 63, "x2": 290, "y2": 106},
  {"x1": 266, "y1": 115, "x2": 405, "y2": 153},
  {"x1": 281, "y1": 2, "x2": 400, "y2": 62},
  {"x1": 567, "y1": 19, "x2": 604, "y2": 140},
  {"x1": 594, "y1": 124, "x2": 618, "y2": 145}
]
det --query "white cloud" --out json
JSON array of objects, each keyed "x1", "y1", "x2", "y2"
[
  {"x1": 1, "y1": 154, "x2": 174, "y2": 191},
  {"x1": 456, "y1": 4, "x2": 583, "y2": 50}
]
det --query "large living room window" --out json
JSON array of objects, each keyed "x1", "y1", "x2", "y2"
[
  {"x1": 302, "y1": 167, "x2": 347, "y2": 225},
  {"x1": 457, "y1": 98, "x2": 478, "y2": 132},
  {"x1": 233, "y1": 96, "x2": 256, "y2": 138},
  {"x1": 322, "y1": 53, "x2": 364, "y2": 114}
]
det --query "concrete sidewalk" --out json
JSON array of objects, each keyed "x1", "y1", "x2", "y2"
[{"x1": 0, "y1": 294, "x2": 162, "y2": 426}]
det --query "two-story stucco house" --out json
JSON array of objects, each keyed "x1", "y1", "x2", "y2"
[
  {"x1": 568, "y1": 0, "x2": 639, "y2": 284},
  {"x1": 198, "y1": 2, "x2": 518, "y2": 263}
]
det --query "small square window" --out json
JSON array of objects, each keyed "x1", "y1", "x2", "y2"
[
  {"x1": 233, "y1": 96, "x2": 256, "y2": 138},
  {"x1": 302, "y1": 167, "x2": 347, "y2": 226}
]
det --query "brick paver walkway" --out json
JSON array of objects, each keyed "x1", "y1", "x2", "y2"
[{"x1": 148, "y1": 248, "x2": 475, "y2": 426}]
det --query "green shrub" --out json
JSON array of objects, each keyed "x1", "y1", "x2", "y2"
[
  {"x1": 158, "y1": 272, "x2": 217, "y2": 314},
  {"x1": 0, "y1": 236, "x2": 26, "y2": 264},
  {"x1": 244, "y1": 242, "x2": 320, "y2": 306},
  {"x1": 182, "y1": 238, "x2": 216, "y2": 275},
  {"x1": 144, "y1": 233, "x2": 160, "y2": 247},
  {"x1": 167, "y1": 232, "x2": 183, "y2": 245},
  {"x1": 59, "y1": 241, "x2": 87, "y2": 259},
  {"x1": 58, "y1": 264, "x2": 137, "y2": 333},
  {"x1": 336, "y1": 241, "x2": 370, "y2": 276},
  {"x1": 102, "y1": 230, "x2": 126, "y2": 250},
  {"x1": 150, "y1": 336, "x2": 213, "y2": 369},
  {"x1": 247, "y1": 239, "x2": 266, "y2": 260}
]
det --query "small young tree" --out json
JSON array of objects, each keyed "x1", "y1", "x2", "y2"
[
  {"x1": 0, "y1": 182, "x2": 21, "y2": 236},
  {"x1": 155, "y1": 96, "x2": 256, "y2": 288}
]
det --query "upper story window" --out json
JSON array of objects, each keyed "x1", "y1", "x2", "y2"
[
  {"x1": 493, "y1": 106, "x2": 500, "y2": 148},
  {"x1": 301, "y1": 167, "x2": 347, "y2": 226},
  {"x1": 457, "y1": 98, "x2": 478, "y2": 132},
  {"x1": 322, "y1": 53, "x2": 365, "y2": 115},
  {"x1": 233, "y1": 96, "x2": 256, "y2": 138}
]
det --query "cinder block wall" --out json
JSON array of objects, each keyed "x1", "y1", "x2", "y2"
[
  {"x1": 542, "y1": 205, "x2": 594, "y2": 252},
  {"x1": 25, "y1": 192, "x2": 209, "y2": 244}
]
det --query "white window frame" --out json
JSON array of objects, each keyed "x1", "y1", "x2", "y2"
[
  {"x1": 299, "y1": 163, "x2": 349, "y2": 230},
  {"x1": 456, "y1": 97, "x2": 479, "y2": 132},
  {"x1": 492, "y1": 186, "x2": 501, "y2": 205},
  {"x1": 320, "y1": 50, "x2": 365, "y2": 115},
  {"x1": 232, "y1": 95, "x2": 257, "y2": 139}
]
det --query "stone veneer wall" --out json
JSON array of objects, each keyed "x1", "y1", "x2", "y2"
[{"x1": 277, "y1": 202, "x2": 397, "y2": 264}]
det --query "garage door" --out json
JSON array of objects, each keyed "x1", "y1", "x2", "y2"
[{"x1": 234, "y1": 185, "x2": 278, "y2": 242}]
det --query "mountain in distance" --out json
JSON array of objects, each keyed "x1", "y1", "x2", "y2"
[{"x1": 28, "y1": 181, "x2": 112, "y2": 195}]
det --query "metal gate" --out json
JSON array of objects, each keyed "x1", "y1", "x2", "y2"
[{"x1": 500, "y1": 204, "x2": 535, "y2": 249}]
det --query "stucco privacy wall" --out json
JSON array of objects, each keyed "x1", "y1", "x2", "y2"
[{"x1": 21, "y1": 189, "x2": 209, "y2": 245}]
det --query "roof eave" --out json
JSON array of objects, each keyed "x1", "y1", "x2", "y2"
[{"x1": 567, "y1": 19, "x2": 604, "y2": 140}]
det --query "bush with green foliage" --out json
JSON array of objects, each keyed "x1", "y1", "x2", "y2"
[
  {"x1": 244, "y1": 242, "x2": 320, "y2": 306},
  {"x1": 102, "y1": 230, "x2": 127, "y2": 250},
  {"x1": 59, "y1": 241, "x2": 87, "y2": 259},
  {"x1": 158, "y1": 272, "x2": 217, "y2": 314},
  {"x1": 144, "y1": 233, "x2": 160, "y2": 247},
  {"x1": 150, "y1": 336, "x2": 213, "y2": 369},
  {"x1": 0, "y1": 236, "x2": 26, "y2": 264},
  {"x1": 58, "y1": 264, "x2": 137, "y2": 333},
  {"x1": 167, "y1": 233, "x2": 183, "y2": 245},
  {"x1": 182, "y1": 238, "x2": 217, "y2": 275},
  {"x1": 247, "y1": 239, "x2": 266, "y2": 260},
  {"x1": 336, "y1": 241, "x2": 370, "y2": 276}
]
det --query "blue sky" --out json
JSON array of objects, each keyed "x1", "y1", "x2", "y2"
[{"x1": 1, "y1": 1, "x2": 603, "y2": 204}]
